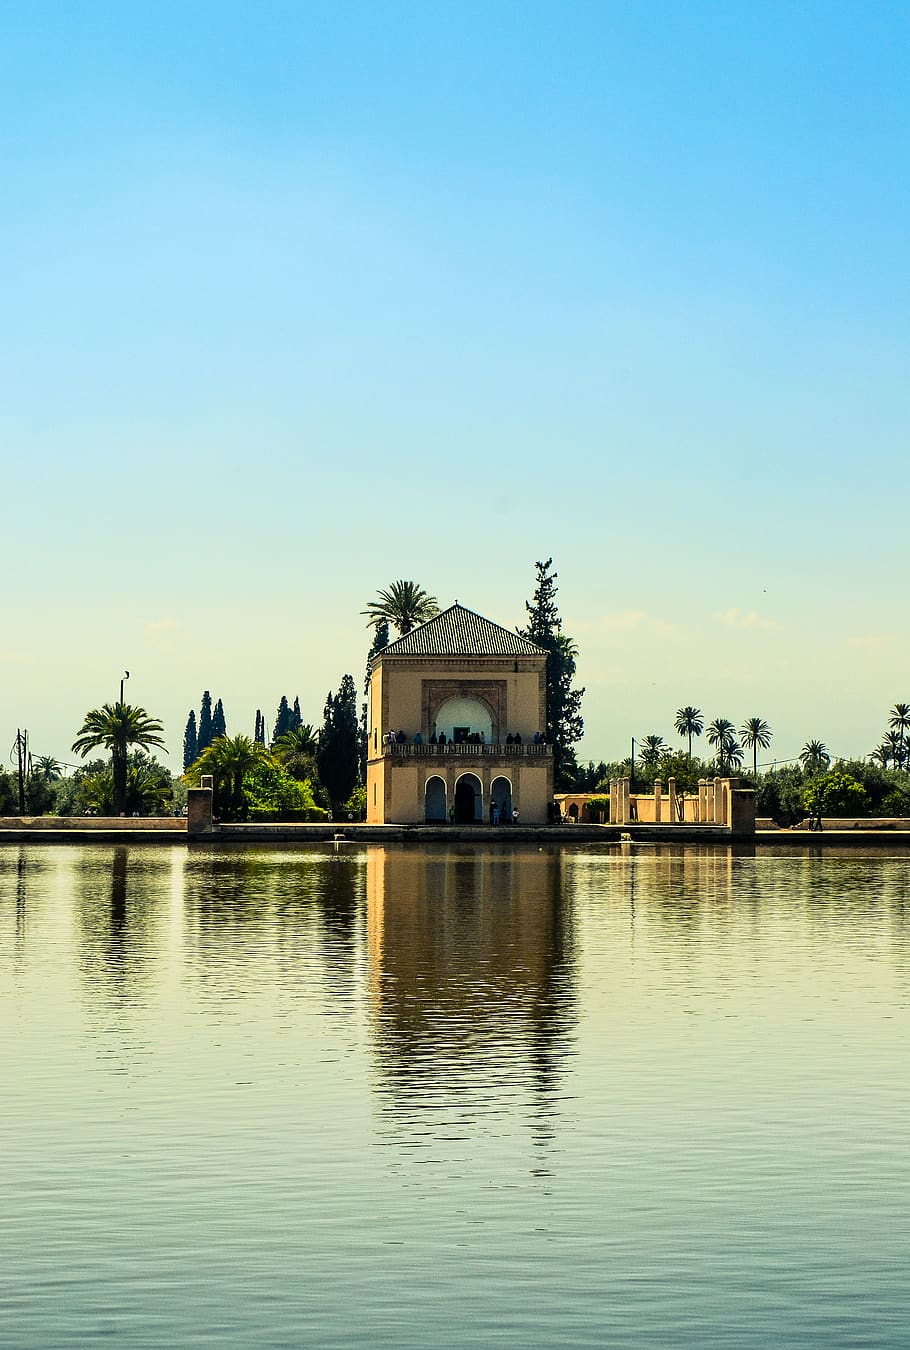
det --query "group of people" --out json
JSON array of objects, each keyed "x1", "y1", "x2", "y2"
[
  {"x1": 386, "y1": 728, "x2": 547, "y2": 748},
  {"x1": 490, "y1": 800, "x2": 519, "y2": 826}
]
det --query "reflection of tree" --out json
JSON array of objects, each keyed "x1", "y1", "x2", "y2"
[
  {"x1": 74, "y1": 847, "x2": 166, "y2": 1010},
  {"x1": 366, "y1": 845, "x2": 577, "y2": 1140},
  {"x1": 181, "y1": 846, "x2": 363, "y2": 1004}
]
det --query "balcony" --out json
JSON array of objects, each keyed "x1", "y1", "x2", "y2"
[{"x1": 385, "y1": 741, "x2": 552, "y2": 758}]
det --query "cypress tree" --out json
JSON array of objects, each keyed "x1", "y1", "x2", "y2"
[
  {"x1": 519, "y1": 558, "x2": 585, "y2": 789},
  {"x1": 197, "y1": 691, "x2": 214, "y2": 755},
  {"x1": 360, "y1": 620, "x2": 389, "y2": 778},
  {"x1": 291, "y1": 696, "x2": 302, "y2": 732},
  {"x1": 272, "y1": 695, "x2": 291, "y2": 745},
  {"x1": 317, "y1": 675, "x2": 360, "y2": 815},
  {"x1": 212, "y1": 698, "x2": 227, "y2": 740},
  {"x1": 254, "y1": 709, "x2": 265, "y2": 745},
  {"x1": 183, "y1": 710, "x2": 198, "y2": 770}
]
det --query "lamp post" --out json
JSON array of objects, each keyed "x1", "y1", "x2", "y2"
[
  {"x1": 630, "y1": 735, "x2": 635, "y2": 791},
  {"x1": 120, "y1": 670, "x2": 129, "y2": 704}
]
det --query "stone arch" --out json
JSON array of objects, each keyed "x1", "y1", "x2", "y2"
[
  {"x1": 491, "y1": 775, "x2": 512, "y2": 823},
  {"x1": 425, "y1": 776, "x2": 447, "y2": 823},
  {"x1": 453, "y1": 772, "x2": 483, "y2": 824},
  {"x1": 434, "y1": 696, "x2": 494, "y2": 745}
]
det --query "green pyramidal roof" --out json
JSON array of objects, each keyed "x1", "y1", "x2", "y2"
[{"x1": 377, "y1": 604, "x2": 547, "y2": 659}]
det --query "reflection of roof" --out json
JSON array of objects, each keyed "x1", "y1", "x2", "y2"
[{"x1": 378, "y1": 604, "x2": 548, "y2": 659}]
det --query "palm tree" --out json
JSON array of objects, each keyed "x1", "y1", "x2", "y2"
[
  {"x1": 884, "y1": 730, "x2": 904, "y2": 769},
  {"x1": 362, "y1": 581, "x2": 439, "y2": 637},
  {"x1": 872, "y1": 743, "x2": 892, "y2": 768},
  {"x1": 888, "y1": 703, "x2": 910, "y2": 770},
  {"x1": 72, "y1": 703, "x2": 166, "y2": 816},
  {"x1": 189, "y1": 734, "x2": 267, "y2": 820},
  {"x1": 706, "y1": 717, "x2": 739, "y2": 774},
  {"x1": 799, "y1": 740, "x2": 830, "y2": 775},
  {"x1": 674, "y1": 706, "x2": 704, "y2": 759},
  {"x1": 639, "y1": 734, "x2": 668, "y2": 772},
  {"x1": 740, "y1": 717, "x2": 772, "y2": 777},
  {"x1": 33, "y1": 755, "x2": 63, "y2": 782},
  {"x1": 273, "y1": 724, "x2": 319, "y2": 781}
]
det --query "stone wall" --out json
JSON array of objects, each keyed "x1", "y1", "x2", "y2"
[{"x1": 0, "y1": 816, "x2": 185, "y2": 831}]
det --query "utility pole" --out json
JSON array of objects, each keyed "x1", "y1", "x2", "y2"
[
  {"x1": 630, "y1": 735, "x2": 635, "y2": 791},
  {"x1": 15, "y1": 728, "x2": 26, "y2": 815}
]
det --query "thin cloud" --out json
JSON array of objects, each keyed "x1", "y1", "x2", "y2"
[{"x1": 717, "y1": 608, "x2": 780, "y2": 631}]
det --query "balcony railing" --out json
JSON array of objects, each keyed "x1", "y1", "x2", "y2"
[{"x1": 385, "y1": 741, "x2": 552, "y2": 758}]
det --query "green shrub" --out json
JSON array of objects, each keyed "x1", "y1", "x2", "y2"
[
  {"x1": 583, "y1": 795, "x2": 610, "y2": 822},
  {"x1": 803, "y1": 770, "x2": 869, "y2": 819}
]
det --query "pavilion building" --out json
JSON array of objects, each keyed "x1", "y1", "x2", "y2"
[{"x1": 365, "y1": 604, "x2": 553, "y2": 824}]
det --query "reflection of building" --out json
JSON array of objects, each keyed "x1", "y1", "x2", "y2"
[
  {"x1": 366, "y1": 604, "x2": 553, "y2": 824},
  {"x1": 366, "y1": 845, "x2": 575, "y2": 1119}
]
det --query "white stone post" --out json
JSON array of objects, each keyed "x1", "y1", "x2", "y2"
[
  {"x1": 653, "y1": 780, "x2": 663, "y2": 824},
  {"x1": 698, "y1": 778, "x2": 707, "y2": 823},
  {"x1": 667, "y1": 777, "x2": 677, "y2": 824}
]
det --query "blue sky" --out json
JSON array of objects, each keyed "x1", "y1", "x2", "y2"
[{"x1": 2, "y1": 1, "x2": 908, "y2": 770}]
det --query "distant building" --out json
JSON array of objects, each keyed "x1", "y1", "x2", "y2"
[{"x1": 366, "y1": 604, "x2": 554, "y2": 824}]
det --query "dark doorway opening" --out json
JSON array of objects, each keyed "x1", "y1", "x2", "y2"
[{"x1": 454, "y1": 776, "x2": 480, "y2": 823}]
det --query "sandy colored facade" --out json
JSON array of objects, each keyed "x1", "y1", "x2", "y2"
[{"x1": 366, "y1": 605, "x2": 554, "y2": 824}]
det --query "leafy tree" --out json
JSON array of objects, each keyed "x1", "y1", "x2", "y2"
[
  {"x1": 519, "y1": 558, "x2": 585, "y2": 790},
  {"x1": 706, "y1": 718, "x2": 741, "y2": 774},
  {"x1": 273, "y1": 724, "x2": 319, "y2": 782},
  {"x1": 361, "y1": 620, "x2": 390, "y2": 777},
  {"x1": 317, "y1": 675, "x2": 360, "y2": 815},
  {"x1": 241, "y1": 759, "x2": 324, "y2": 819},
  {"x1": 674, "y1": 706, "x2": 704, "y2": 759},
  {"x1": 212, "y1": 698, "x2": 227, "y2": 740},
  {"x1": 803, "y1": 770, "x2": 869, "y2": 819},
  {"x1": 272, "y1": 695, "x2": 292, "y2": 745},
  {"x1": 183, "y1": 710, "x2": 198, "y2": 770},
  {"x1": 25, "y1": 772, "x2": 57, "y2": 815},
  {"x1": 799, "y1": 740, "x2": 830, "y2": 775},
  {"x1": 755, "y1": 765, "x2": 807, "y2": 826},
  {"x1": 573, "y1": 759, "x2": 609, "y2": 791},
  {"x1": 362, "y1": 581, "x2": 439, "y2": 637},
  {"x1": 888, "y1": 703, "x2": 910, "y2": 770},
  {"x1": 188, "y1": 734, "x2": 268, "y2": 820},
  {"x1": 197, "y1": 691, "x2": 213, "y2": 756},
  {"x1": 639, "y1": 734, "x2": 668, "y2": 772},
  {"x1": 0, "y1": 770, "x2": 19, "y2": 814},
  {"x1": 740, "y1": 717, "x2": 772, "y2": 777},
  {"x1": 72, "y1": 703, "x2": 167, "y2": 816},
  {"x1": 340, "y1": 785, "x2": 367, "y2": 821}
]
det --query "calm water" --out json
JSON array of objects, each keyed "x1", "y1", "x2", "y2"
[{"x1": 2, "y1": 842, "x2": 910, "y2": 1348}]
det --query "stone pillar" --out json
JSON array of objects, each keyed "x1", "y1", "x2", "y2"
[
  {"x1": 667, "y1": 777, "x2": 677, "y2": 824},
  {"x1": 729, "y1": 785, "x2": 756, "y2": 837},
  {"x1": 698, "y1": 778, "x2": 707, "y2": 824},
  {"x1": 653, "y1": 780, "x2": 663, "y2": 824},
  {"x1": 620, "y1": 777, "x2": 630, "y2": 825},
  {"x1": 187, "y1": 777, "x2": 213, "y2": 836},
  {"x1": 609, "y1": 779, "x2": 617, "y2": 824},
  {"x1": 714, "y1": 777, "x2": 722, "y2": 825}
]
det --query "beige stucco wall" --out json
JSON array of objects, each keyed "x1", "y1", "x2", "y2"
[
  {"x1": 369, "y1": 656, "x2": 546, "y2": 745},
  {"x1": 367, "y1": 753, "x2": 552, "y2": 824}
]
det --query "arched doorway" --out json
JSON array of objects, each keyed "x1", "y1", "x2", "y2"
[
  {"x1": 425, "y1": 776, "x2": 447, "y2": 823},
  {"x1": 491, "y1": 775, "x2": 512, "y2": 823},
  {"x1": 568, "y1": 802, "x2": 579, "y2": 821},
  {"x1": 454, "y1": 773, "x2": 482, "y2": 824},
  {"x1": 435, "y1": 697, "x2": 493, "y2": 745}
]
